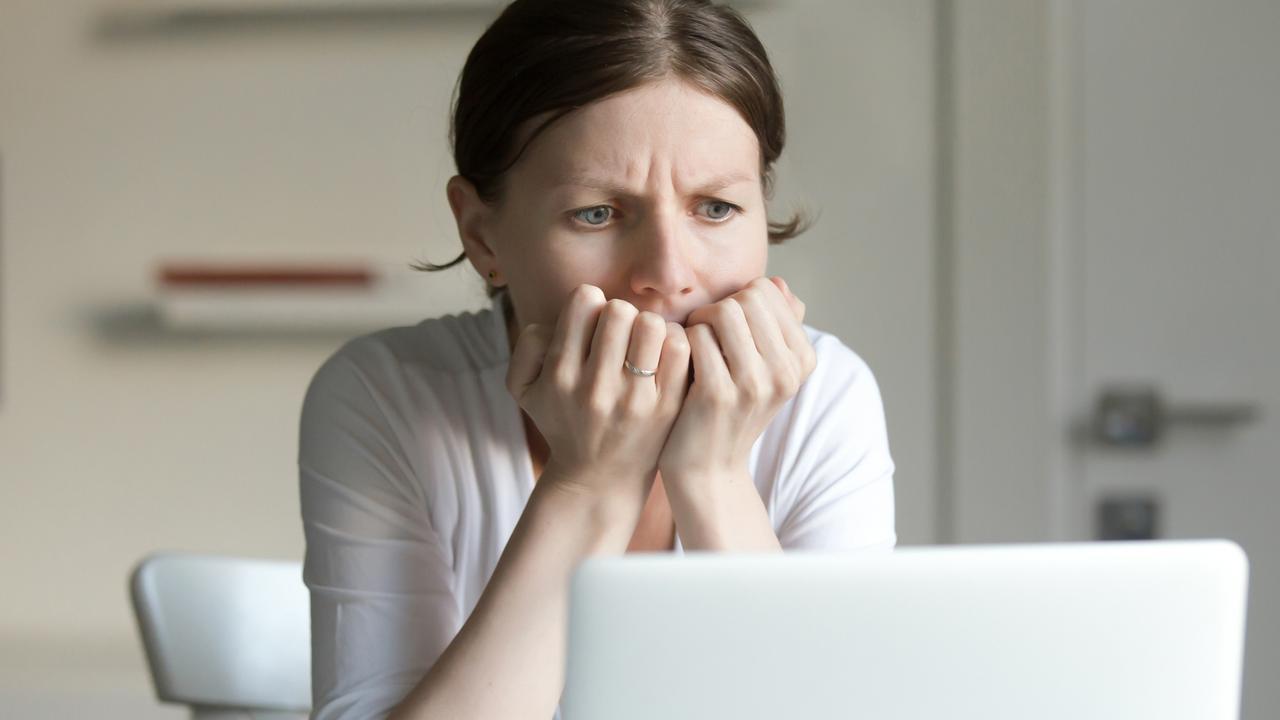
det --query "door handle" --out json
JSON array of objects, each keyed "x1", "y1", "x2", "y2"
[{"x1": 1093, "y1": 385, "x2": 1261, "y2": 448}]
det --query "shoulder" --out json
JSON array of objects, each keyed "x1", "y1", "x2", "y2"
[
  {"x1": 315, "y1": 299, "x2": 507, "y2": 382},
  {"x1": 303, "y1": 299, "x2": 506, "y2": 402},
  {"x1": 299, "y1": 299, "x2": 510, "y2": 463},
  {"x1": 797, "y1": 325, "x2": 884, "y2": 415},
  {"x1": 763, "y1": 324, "x2": 890, "y2": 473},
  {"x1": 298, "y1": 303, "x2": 505, "y2": 520}
]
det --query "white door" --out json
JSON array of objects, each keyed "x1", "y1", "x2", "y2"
[{"x1": 1064, "y1": 1, "x2": 1279, "y2": 717}]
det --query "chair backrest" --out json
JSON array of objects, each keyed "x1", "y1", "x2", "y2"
[{"x1": 129, "y1": 552, "x2": 311, "y2": 716}]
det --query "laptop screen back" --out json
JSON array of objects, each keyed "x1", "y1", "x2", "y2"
[{"x1": 562, "y1": 540, "x2": 1248, "y2": 720}]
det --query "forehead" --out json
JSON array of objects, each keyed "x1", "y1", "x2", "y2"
[{"x1": 514, "y1": 79, "x2": 762, "y2": 187}]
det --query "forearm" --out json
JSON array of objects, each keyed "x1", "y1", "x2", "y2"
[
  {"x1": 388, "y1": 468, "x2": 646, "y2": 720},
  {"x1": 663, "y1": 468, "x2": 782, "y2": 553}
]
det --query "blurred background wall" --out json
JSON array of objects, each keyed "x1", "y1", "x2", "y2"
[{"x1": 1, "y1": 0, "x2": 1276, "y2": 717}]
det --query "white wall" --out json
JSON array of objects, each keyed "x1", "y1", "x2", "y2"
[
  {"x1": 0, "y1": 0, "x2": 938, "y2": 716},
  {"x1": 768, "y1": 0, "x2": 938, "y2": 550},
  {"x1": 946, "y1": 0, "x2": 1056, "y2": 544}
]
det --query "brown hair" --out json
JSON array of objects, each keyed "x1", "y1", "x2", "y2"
[{"x1": 413, "y1": 0, "x2": 810, "y2": 289}]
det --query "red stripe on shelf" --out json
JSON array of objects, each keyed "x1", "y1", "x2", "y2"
[{"x1": 158, "y1": 265, "x2": 375, "y2": 287}]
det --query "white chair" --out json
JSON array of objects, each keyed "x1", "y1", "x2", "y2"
[{"x1": 129, "y1": 552, "x2": 312, "y2": 720}]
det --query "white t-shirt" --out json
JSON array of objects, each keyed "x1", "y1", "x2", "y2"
[{"x1": 298, "y1": 290, "x2": 896, "y2": 720}]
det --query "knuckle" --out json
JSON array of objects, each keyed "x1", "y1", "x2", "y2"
[
  {"x1": 584, "y1": 390, "x2": 612, "y2": 419},
  {"x1": 772, "y1": 369, "x2": 798, "y2": 397},
  {"x1": 603, "y1": 298, "x2": 637, "y2": 321},
  {"x1": 737, "y1": 286, "x2": 762, "y2": 307},
  {"x1": 550, "y1": 365, "x2": 576, "y2": 393},
  {"x1": 543, "y1": 345, "x2": 565, "y2": 367},
  {"x1": 801, "y1": 346, "x2": 817, "y2": 373},
  {"x1": 716, "y1": 298, "x2": 743, "y2": 321},
  {"x1": 742, "y1": 282, "x2": 767, "y2": 304},
  {"x1": 707, "y1": 385, "x2": 735, "y2": 409},
  {"x1": 636, "y1": 311, "x2": 665, "y2": 334},
  {"x1": 573, "y1": 283, "x2": 603, "y2": 304}
]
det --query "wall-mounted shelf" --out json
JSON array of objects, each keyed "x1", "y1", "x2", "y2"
[{"x1": 153, "y1": 259, "x2": 451, "y2": 331}]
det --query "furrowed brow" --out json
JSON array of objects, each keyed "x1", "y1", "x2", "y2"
[{"x1": 555, "y1": 171, "x2": 758, "y2": 197}]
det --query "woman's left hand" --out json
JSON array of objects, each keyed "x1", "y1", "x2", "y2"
[{"x1": 657, "y1": 276, "x2": 816, "y2": 486}]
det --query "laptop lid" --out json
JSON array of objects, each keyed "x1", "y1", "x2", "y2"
[{"x1": 562, "y1": 540, "x2": 1248, "y2": 720}]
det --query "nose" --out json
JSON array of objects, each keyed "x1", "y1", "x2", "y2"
[{"x1": 627, "y1": 209, "x2": 696, "y2": 304}]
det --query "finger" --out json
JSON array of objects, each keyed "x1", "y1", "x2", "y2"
[
  {"x1": 764, "y1": 276, "x2": 810, "y2": 353},
  {"x1": 506, "y1": 322, "x2": 552, "y2": 399},
  {"x1": 768, "y1": 275, "x2": 805, "y2": 323},
  {"x1": 737, "y1": 281, "x2": 793, "y2": 372},
  {"x1": 586, "y1": 298, "x2": 638, "y2": 381},
  {"x1": 656, "y1": 322, "x2": 691, "y2": 404},
  {"x1": 624, "y1": 311, "x2": 666, "y2": 383},
  {"x1": 687, "y1": 323, "x2": 731, "y2": 389},
  {"x1": 547, "y1": 284, "x2": 606, "y2": 378},
  {"x1": 700, "y1": 299, "x2": 759, "y2": 381}
]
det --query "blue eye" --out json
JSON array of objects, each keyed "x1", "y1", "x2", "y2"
[
  {"x1": 573, "y1": 206, "x2": 613, "y2": 226},
  {"x1": 701, "y1": 200, "x2": 738, "y2": 221}
]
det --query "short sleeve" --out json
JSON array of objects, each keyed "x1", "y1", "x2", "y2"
[
  {"x1": 774, "y1": 333, "x2": 897, "y2": 552},
  {"x1": 299, "y1": 345, "x2": 462, "y2": 719}
]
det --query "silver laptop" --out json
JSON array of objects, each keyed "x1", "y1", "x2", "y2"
[{"x1": 562, "y1": 540, "x2": 1248, "y2": 720}]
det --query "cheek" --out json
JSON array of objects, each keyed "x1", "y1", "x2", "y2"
[
  {"x1": 499, "y1": 236, "x2": 621, "y2": 325},
  {"x1": 709, "y1": 214, "x2": 769, "y2": 274},
  {"x1": 697, "y1": 231, "x2": 769, "y2": 302}
]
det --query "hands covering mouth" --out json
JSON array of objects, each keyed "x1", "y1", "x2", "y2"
[{"x1": 506, "y1": 276, "x2": 816, "y2": 502}]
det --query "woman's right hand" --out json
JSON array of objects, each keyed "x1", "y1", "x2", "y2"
[{"x1": 506, "y1": 284, "x2": 691, "y2": 502}]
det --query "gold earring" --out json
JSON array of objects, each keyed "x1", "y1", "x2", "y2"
[{"x1": 487, "y1": 270, "x2": 497, "y2": 281}]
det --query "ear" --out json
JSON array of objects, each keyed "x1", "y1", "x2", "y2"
[{"x1": 446, "y1": 175, "x2": 503, "y2": 285}]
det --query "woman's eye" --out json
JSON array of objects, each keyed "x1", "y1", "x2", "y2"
[
  {"x1": 700, "y1": 200, "x2": 738, "y2": 221},
  {"x1": 572, "y1": 206, "x2": 613, "y2": 226}
]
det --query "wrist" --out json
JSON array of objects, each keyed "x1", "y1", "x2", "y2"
[
  {"x1": 659, "y1": 460, "x2": 750, "y2": 492},
  {"x1": 535, "y1": 460, "x2": 652, "y2": 538},
  {"x1": 659, "y1": 465, "x2": 781, "y2": 553}
]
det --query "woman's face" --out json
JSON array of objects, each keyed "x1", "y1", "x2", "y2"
[{"x1": 452, "y1": 77, "x2": 769, "y2": 329}]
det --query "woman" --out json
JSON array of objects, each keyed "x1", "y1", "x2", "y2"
[{"x1": 298, "y1": 1, "x2": 896, "y2": 718}]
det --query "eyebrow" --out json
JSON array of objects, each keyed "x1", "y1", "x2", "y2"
[{"x1": 553, "y1": 171, "x2": 758, "y2": 197}]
